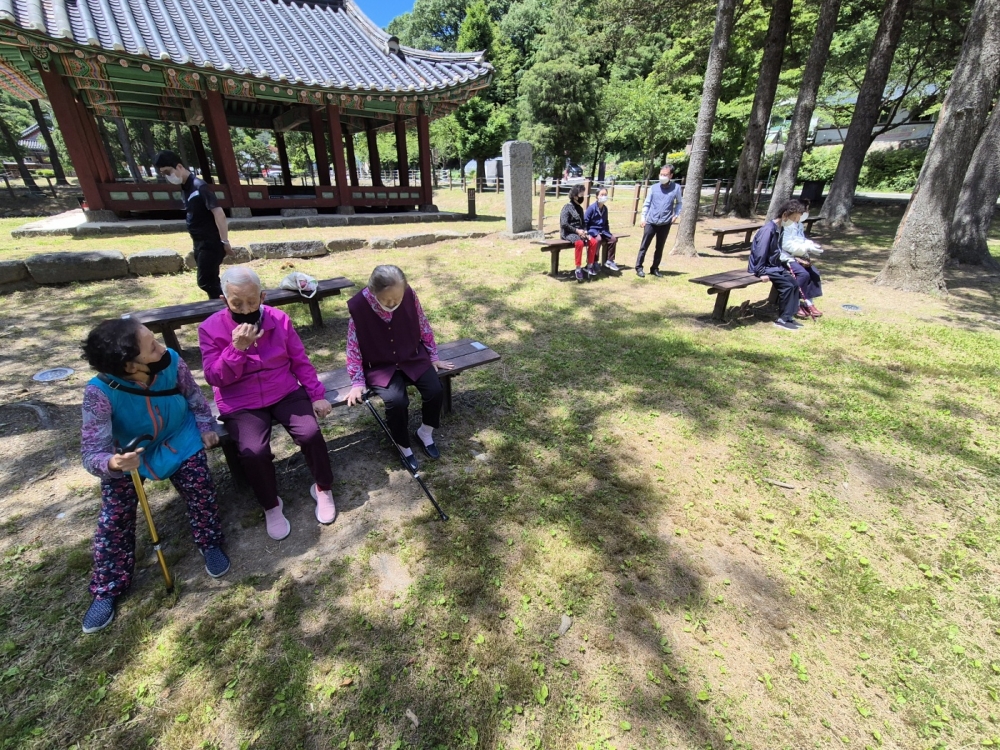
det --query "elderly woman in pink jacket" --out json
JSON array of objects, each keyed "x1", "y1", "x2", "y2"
[{"x1": 198, "y1": 266, "x2": 335, "y2": 540}]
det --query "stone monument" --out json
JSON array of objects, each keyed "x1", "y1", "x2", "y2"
[{"x1": 501, "y1": 140, "x2": 542, "y2": 239}]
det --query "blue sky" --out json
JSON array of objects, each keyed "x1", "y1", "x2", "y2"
[{"x1": 355, "y1": 0, "x2": 413, "y2": 29}]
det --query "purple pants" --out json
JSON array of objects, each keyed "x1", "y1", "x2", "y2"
[
  {"x1": 788, "y1": 260, "x2": 822, "y2": 300},
  {"x1": 221, "y1": 387, "x2": 334, "y2": 510},
  {"x1": 90, "y1": 449, "x2": 223, "y2": 599}
]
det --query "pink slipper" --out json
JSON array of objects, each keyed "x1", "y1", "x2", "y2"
[
  {"x1": 264, "y1": 497, "x2": 291, "y2": 540},
  {"x1": 311, "y1": 484, "x2": 337, "y2": 525}
]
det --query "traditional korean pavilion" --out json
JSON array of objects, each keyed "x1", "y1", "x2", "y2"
[{"x1": 0, "y1": 0, "x2": 492, "y2": 215}]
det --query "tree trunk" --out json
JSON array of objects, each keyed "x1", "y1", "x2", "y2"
[
  {"x1": 670, "y1": 0, "x2": 739, "y2": 256},
  {"x1": 949, "y1": 101, "x2": 1000, "y2": 268},
  {"x1": 766, "y1": 0, "x2": 843, "y2": 220},
  {"x1": 876, "y1": 0, "x2": 1000, "y2": 293},
  {"x1": 114, "y1": 118, "x2": 143, "y2": 182},
  {"x1": 0, "y1": 116, "x2": 42, "y2": 193},
  {"x1": 823, "y1": 0, "x2": 913, "y2": 230},
  {"x1": 728, "y1": 0, "x2": 794, "y2": 218},
  {"x1": 476, "y1": 156, "x2": 486, "y2": 192},
  {"x1": 173, "y1": 123, "x2": 192, "y2": 171},
  {"x1": 138, "y1": 120, "x2": 156, "y2": 170},
  {"x1": 29, "y1": 99, "x2": 68, "y2": 185}
]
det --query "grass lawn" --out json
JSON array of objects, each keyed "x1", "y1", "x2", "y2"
[{"x1": 1, "y1": 206, "x2": 1000, "y2": 750}]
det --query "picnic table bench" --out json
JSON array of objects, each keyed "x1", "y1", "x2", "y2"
[
  {"x1": 689, "y1": 269, "x2": 778, "y2": 321},
  {"x1": 533, "y1": 235, "x2": 631, "y2": 275},
  {"x1": 125, "y1": 277, "x2": 356, "y2": 351},
  {"x1": 709, "y1": 217, "x2": 823, "y2": 253},
  {"x1": 209, "y1": 338, "x2": 501, "y2": 486}
]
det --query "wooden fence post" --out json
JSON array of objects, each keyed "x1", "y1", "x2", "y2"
[
  {"x1": 631, "y1": 183, "x2": 642, "y2": 226},
  {"x1": 554, "y1": 180, "x2": 560, "y2": 199},
  {"x1": 583, "y1": 178, "x2": 592, "y2": 208},
  {"x1": 711, "y1": 179, "x2": 722, "y2": 217},
  {"x1": 753, "y1": 180, "x2": 763, "y2": 213},
  {"x1": 467, "y1": 187, "x2": 476, "y2": 218},
  {"x1": 609, "y1": 181, "x2": 615, "y2": 200},
  {"x1": 537, "y1": 180, "x2": 546, "y2": 232}
]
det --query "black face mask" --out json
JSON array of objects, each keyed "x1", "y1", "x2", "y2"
[
  {"x1": 230, "y1": 308, "x2": 262, "y2": 327},
  {"x1": 145, "y1": 353, "x2": 171, "y2": 376}
]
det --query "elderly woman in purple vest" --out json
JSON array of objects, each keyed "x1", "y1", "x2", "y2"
[
  {"x1": 198, "y1": 266, "x2": 336, "y2": 541},
  {"x1": 345, "y1": 265, "x2": 453, "y2": 471}
]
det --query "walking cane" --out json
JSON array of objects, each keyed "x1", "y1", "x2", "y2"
[
  {"x1": 786, "y1": 262, "x2": 817, "y2": 322},
  {"x1": 361, "y1": 392, "x2": 449, "y2": 521},
  {"x1": 118, "y1": 435, "x2": 174, "y2": 591}
]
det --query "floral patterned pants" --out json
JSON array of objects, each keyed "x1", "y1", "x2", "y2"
[{"x1": 89, "y1": 450, "x2": 224, "y2": 599}]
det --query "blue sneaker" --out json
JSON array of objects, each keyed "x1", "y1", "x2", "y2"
[
  {"x1": 82, "y1": 597, "x2": 116, "y2": 634},
  {"x1": 201, "y1": 546, "x2": 231, "y2": 578}
]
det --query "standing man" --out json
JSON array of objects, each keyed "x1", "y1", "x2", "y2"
[
  {"x1": 634, "y1": 164, "x2": 683, "y2": 278},
  {"x1": 584, "y1": 187, "x2": 620, "y2": 272},
  {"x1": 152, "y1": 150, "x2": 233, "y2": 299}
]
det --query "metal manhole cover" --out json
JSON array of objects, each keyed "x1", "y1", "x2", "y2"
[
  {"x1": 841, "y1": 304, "x2": 862, "y2": 312},
  {"x1": 32, "y1": 367, "x2": 75, "y2": 382}
]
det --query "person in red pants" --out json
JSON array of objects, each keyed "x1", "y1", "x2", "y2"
[
  {"x1": 198, "y1": 266, "x2": 336, "y2": 540},
  {"x1": 560, "y1": 184, "x2": 599, "y2": 281}
]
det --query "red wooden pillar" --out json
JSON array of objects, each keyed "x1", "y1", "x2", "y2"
[
  {"x1": 326, "y1": 104, "x2": 352, "y2": 211},
  {"x1": 344, "y1": 125, "x2": 359, "y2": 187},
  {"x1": 394, "y1": 116, "x2": 409, "y2": 187},
  {"x1": 310, "y1": 108, "x2": 331, "y2": 187},
  {"x1": 416, "y1": 111, "x2": 434, "y2": 209},
  {"x1": 366, "y1": 122, "x2": 383, "y2": 186},
  {"x1": 37, "y1": 67, "x2": 106, "y2": 208},
  {"x1": 189, "y1": 126, "x2": 213, "y2": 182},
  {"x1": 201, "y1": 91, "x2": 244, "y2": 205}
]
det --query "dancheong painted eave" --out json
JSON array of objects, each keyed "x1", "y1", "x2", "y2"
[{"x1": 0, "y1": 0, "x2": 492, "y2": 94}]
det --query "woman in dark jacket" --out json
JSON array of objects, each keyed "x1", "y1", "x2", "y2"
[{"x1": 560, "y1": 184, "x2": 599, "y2": 281}]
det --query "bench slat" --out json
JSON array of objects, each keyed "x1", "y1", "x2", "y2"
[{"x1": 710, "y1": 223, "x2": 763, "y2": 234}]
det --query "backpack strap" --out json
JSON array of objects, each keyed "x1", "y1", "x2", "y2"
[{"x1": 97, "y1": 373, "x2": 181, "y2": 397}]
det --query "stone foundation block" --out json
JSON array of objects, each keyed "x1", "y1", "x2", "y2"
[
  {"x1": 128, "y1": 249, "x2": 184, "y2": 276},
  {"x1": 26, "y1": 251, "x2": 129, "y2": 284},
  {"x1": 368, "y1": 237, "x2": 395, "y2": 249},
  {"x1": 326, "y1": 237, "x2": 369, "y2": 253},
  {"x1": 248, "y1": 240, "x2": 328, "y2": 259},
  {"x1": 393, "y1": 233, "x2": 439, "y2": 248},
  {"x1": 280, "y1": 208, "x2": 318, "y2": 217},
  {"x1": 0, "y1": 260, "x2": 29, "y2": 285}
]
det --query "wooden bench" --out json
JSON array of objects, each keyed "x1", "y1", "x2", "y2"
[
  {"x1": 689, "y1": 269, "x2": 777, "y2": 321},
  {"x1": 710, "y1": 222, "x2": 763, "y2": 252},
  {"x1": 533, "y1": 235, "x2": 630, "y2": 275},
  {"x1": 125, "y1": 277, "x2": 356, "y2": 351},
  {"x1": 210, "y1": 338, "x2": 501, "y2": 485},
  {"x1": 802, "y1": 216, "x2": 822, "y2": 236}
]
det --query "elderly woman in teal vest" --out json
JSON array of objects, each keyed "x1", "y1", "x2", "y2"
[
  {"x1": 79, "y1": 318, "x2": 229, "y2": 634},
  {"x1": 345, "y1": 265, "x2": 453, "y2": 471}
]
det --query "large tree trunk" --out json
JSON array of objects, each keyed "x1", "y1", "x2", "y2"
[
  {"x1": 29, "y1": 99, "x2": 68, "y2": 185},
  {"x1": 766, "y1": 0, "x2": 843, "y2": 220},
  {"x1": 949, "y1": 101, "x2": 1000, "y2": 268},
  {"x1": 823, "y1": 0, "x2": 913, "y2": 230},
  {"x1": 876, "y1": 0, "x2": 1000, "y2": 293},
  {"x1": 476, "y1": 156, "x2": 486, "y2": 192},
  {"x1": 727, "y1": 0, "x2": 794, "y2": 218},
  {"x1": 113, "y1": 118, "x2": 143, "y2": 182},
  {"x1": 0, "y1": 116, "x2": 42, "y2": 193},
  {"x1": 670, "y1": 0, "x2": 739, "y2": 255}
]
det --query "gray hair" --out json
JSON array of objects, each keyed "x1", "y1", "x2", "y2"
[
  {"x1": 220, "y1": 266, "x2": 262, "y2": 297},
  {"x1": 367, "y1": 264, "x2": 406, "y2": 294},
  {"x1": 660, "y1": 164, "x2": 674, "y2": 174}
]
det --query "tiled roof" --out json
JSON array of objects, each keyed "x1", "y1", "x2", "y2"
[
  {"x1": 18, "y1": 122, "x2": 43, "y2": 152},
  {"x1": 0, "y1": 0, "x2": 491, "y2": 94}
]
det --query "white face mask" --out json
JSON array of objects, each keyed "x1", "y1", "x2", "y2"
[
  {"x1": 376, "y1": 298, "x2": 400, "y2": 313},
  {"x1": 781, "y1": 220, "x2": 794, "y2": 228},
  {"x1": 659, "y1": 176, "x2": 670, "y2": 185},
  {"x1": 800, "y1": 212, "x2": 809, "y2": 222},
  {"x1": 164, "y1": 173, "x2": 183, "y2": 185},
  {"x1": 597, "y1": 196, "x2": 608, "y2": 204}
]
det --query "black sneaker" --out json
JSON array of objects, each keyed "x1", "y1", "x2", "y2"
[
  {"x1": 636, "y1": 268, "x2": 646, "y2": 278},
  {"x1": 201, "y1": 546, "x2": 231, "y2": 578},
  {"x1": 82, "y1": 596, "x2": 116, "y2": 634},
  {"x1": 651, "y1": 269, "x2": 664, "y2": 278}
]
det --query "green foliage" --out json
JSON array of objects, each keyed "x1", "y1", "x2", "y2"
[
  {"x1": 235, "y1": 129, "x2": 273, "y2": 175},
  {"x1": 614, "y1": 160, "x2": 646, "y2": 180},
  {"x1": 798, "y1": 145, "x2": 843, "y2": 183},
  {"x1": 455, "y1": 98, "x2": 512, "y2": 163},
  {"x1": 387, "y1": 0, "x2": 468, "y2": 51},
  {"x1": 859, "y1": 147, "x2": 927, "y2": 192}
]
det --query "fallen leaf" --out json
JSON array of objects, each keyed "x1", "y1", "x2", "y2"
[
  {"x1": 340, "y1": 678, "x2": 353, "y2": 687},
  {"x1": 405, "y1": 708, "x2": 419, "y2": 728}
]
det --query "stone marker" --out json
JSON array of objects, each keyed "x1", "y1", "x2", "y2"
[
  {"x1": 501, "y1": 140, "x2": 542, "y2": 239},
  {"x1": 248, "y1": 240, "x2": 327, "y2": 259},
  {"x1": 128, "y1": 249, "x2": 184, "y2": 276},
  {"x1": 0, "y1": 260, "x2": 29, "y2": 286},
  {"x1": 25, "y1": 251, "x2": 129, "y2": 284},
  {"x1": 326, "y1": 237, "x2": 369, "y2": 253}
]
